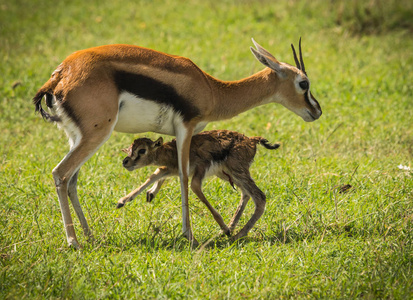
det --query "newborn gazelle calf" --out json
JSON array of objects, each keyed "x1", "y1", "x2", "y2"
[{"x1": 117, "y1": 130, "x2": 279, "y2": 241}]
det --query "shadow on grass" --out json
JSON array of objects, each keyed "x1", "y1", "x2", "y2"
[
  {"x1": 83, "y1": 225, "x2": 353, "y2": 253},
  {"x1": 78, "y1": 213, "x2": 396, "y2": 253}
]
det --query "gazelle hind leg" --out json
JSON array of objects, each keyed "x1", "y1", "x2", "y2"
[
  {"x1": 53, "y1": 168, "x2": 79, "y2": 248},
  {"x1": 68, "y1": 171, "x2": 93, "y2": 240},
  {"x1": 146, "y1": 178, "x2": 166, "y2": 202},
  {"x1": 50, "y1": 81, "x2": 120, "y2": 248},
  {"x1": 227, "y1": 192, "x2": 250, "y2": 233},
  {"x1": 53, "y1": 128, "x2": 114, "y2": 248},
  {"x1": 230, "y1": 175, "x2": 266, "y2": 242}
]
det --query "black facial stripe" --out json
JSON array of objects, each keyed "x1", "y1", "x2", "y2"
[
  {"x1": 114, "y1": 71, "x2": 200, "y2": 122},
  {"x1": 304, "y1": 90, "x2": 312, "y2": 107}
]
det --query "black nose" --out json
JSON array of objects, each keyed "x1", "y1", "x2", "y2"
[{"x1": 123, "y1": 157, "x2": 131, "y2": 167}]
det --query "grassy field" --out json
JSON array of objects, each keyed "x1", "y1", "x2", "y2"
[{"x1": 1, "y1": 0, "x2": 413, "y2": 298}]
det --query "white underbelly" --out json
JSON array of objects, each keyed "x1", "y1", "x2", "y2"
[
  {"x1": 114, "y1": 92, "x2": 209, "y2": 136},
  {"x1": 114, "y1": 92, "x2": 178, "y2": 135},
  {"x1": 204, "y1": 162, "x2": 224, "y2": 178}
]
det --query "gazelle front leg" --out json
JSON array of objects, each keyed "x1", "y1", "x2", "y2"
[
  {"x1": 174, "y1": 121, "x2": 199, "y2": 248},
  {"x1": 117, "y1": 167, "x2": 169, "y2": 208},
  {"x1": 146, "y1": 178, "x2": 166, "y2": 202}
]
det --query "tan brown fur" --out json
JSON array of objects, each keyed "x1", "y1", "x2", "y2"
[
  {"x1": 35, "y1": 44, "x2": 320, "y2": 126},
  {"x1": 118, "y1": 130, "x2": 280, "y2": 241},
  {"x1": 33, "y1": 39, "x2": 321, "y2": 249}
]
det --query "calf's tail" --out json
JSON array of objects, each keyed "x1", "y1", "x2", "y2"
[{"x1": 252, "y1": 137, "x2": 280, "y2": 150}]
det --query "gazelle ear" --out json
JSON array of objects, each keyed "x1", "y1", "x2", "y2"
[
  {"x1": 251, "y1": 38, "x2": 276, "y2": 59},
  {"x1": 250, "y1": 46, "x2": 272, "y2": 68},
  {"x1": 154, "y1": 137, "x2": 163, "y2": 147},
  {"x1": 250, "y1": 39, "x2": 285, "y2": 76}
]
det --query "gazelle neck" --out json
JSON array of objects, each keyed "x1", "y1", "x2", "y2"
[{"x1": 207, "y1": 68, "x2": 279, "y2": 121}]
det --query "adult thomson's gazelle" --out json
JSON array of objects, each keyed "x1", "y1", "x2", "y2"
[{"x1": 33, "y1": 38, "x2": 321, "y2": 249}]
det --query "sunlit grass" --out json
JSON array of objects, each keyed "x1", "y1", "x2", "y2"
[{"x1": 1, "y1": 0, "x2": 412, "y2": 298}]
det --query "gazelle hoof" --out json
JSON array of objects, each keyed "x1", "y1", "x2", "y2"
[
  {"x1": 222, "y1": 228, "x2": 231, "y2": 237},
  {"x1": 146, "y1": 192, "x2": 155, "y2": 202},
  {"x1": 86, "y1": 233, "x2": 95, "y2": 243},
  {"x1": 190, "y1": 239, "x2": 200, "y2": 250},
  {"x1": 68, "y1": 238, "x2": 81, "y2": 250},
  {"x1": 183, "y1": 232, "x2": 199, "y2": 249},
  {"x1": 229, "y1": 232, "x2": 247, "y2": 243}
]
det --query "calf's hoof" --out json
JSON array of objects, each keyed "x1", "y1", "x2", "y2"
[{"x1": 146, "y1": 192, "x2": 155, "y2": 202}]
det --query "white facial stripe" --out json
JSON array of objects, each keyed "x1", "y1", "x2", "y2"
[
  {"x1": 295, "y1": 74, "x2": 320, "y2": 110},
  {"x1": 307, "y1": 91, "x2": 318, "y2": 108}
]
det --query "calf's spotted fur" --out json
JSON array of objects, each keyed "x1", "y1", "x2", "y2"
[{"x1": 118, "y1": 130, "x2": 280, "y2": 242}]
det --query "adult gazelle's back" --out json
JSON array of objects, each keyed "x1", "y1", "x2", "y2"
[{"x1": 33, "y1": 38, "x2": 321, "y2": 249}]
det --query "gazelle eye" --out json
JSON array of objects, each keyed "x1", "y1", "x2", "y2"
[
  {"x1": 138, "y1": 149, "x2": 146, "y2": 155},
  {"x1": 299, "y1": 81, "x2": 309, "y2": 90}
]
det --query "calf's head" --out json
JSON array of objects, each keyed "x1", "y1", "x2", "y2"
[{"x1": 122, "y1": 137, "x2": 163, "y2": 171}]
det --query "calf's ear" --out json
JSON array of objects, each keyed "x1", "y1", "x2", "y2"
[{"x1": 154, "y1": 137, "x2": 163, "y2": 147}]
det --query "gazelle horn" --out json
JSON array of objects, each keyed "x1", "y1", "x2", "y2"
[{"x1": 291, "y1": 37, "x2": 307, "y2": 76}]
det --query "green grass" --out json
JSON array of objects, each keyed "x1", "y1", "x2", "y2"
[{"x1": 1, "y1": 0, "x2": 413, "y2": 298}]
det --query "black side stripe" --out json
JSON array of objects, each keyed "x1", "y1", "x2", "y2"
[{"x1": 114, "y1": 70, "x2": 200, "y2": 122}]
